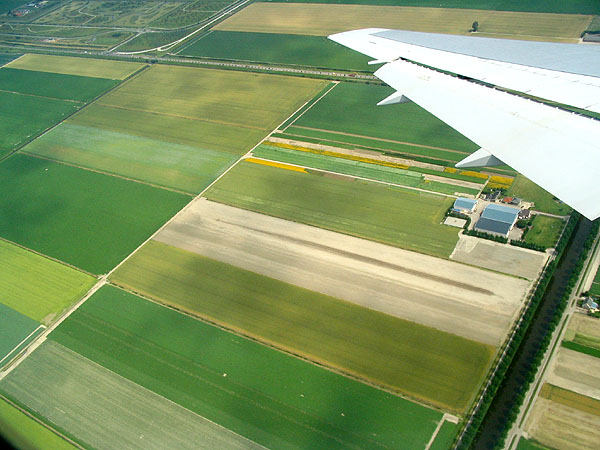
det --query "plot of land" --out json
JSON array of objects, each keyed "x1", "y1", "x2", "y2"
[
  {"x1": 0, "y1": 398, "x2": 76, "y2": 450},
  {"x1": 48, "y1": 285, "x2": 447, "y2": 449},
  {"x1": 113, "y1": 240, "x2": 493, "y2": 413},
  {"x1": 152, "y1": 198, "x2": 528, "y2": 345},
  {"x1": 451, "y1": 235, "x2": 547, "y2": 280},
  {"x1": 524, "y1": 215, "x2": 564, "y2": 248},
  {"x1": 178, "y1": 30, "x2": 370, "y2": 70},
  {"x1": 508, "y1": 175, "x2": 572, "y2": 216},
  {"x1": 6, "y1": 53, "x2": 144, "y2": 79},
  {"x1": 0, "y1": 239, "x2": 95, "y2": 324},
  {"x1": 589, "y1": 266, "x2": 600, "y2": 296},
  {"x1": 215, "y1": 3, "x2": 592, "y2": 42},
  {"x1": 564, "y1": 313, "x2": 600, "y2": 354},
  {"x1": 546, "y1": 347, "x2": 600, "y2": 401},
  {"x1": 204, "y1": 160, "x2": 460, "y2": 257},
  {"x1": 0, "y1": 304, "x2": 41, "y2": 365},
  {"x1": 0, "y1": 154, "x2": 189, "y2": 274},
  {"x1": 0, "y1": 341, "x2": 264, "y2": 450},
  {"x1": 23, "y1": 122, "x2": 239, "y2": 194}
]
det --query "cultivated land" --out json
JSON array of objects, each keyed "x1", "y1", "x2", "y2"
[
  {"x1": 0, "y1": 341, "x2": 264, "y2": 450},
  {"x1": 564, "y1": 314, "x2": 600, "y2": 356},
  {"x1": 215, "y1": 3, "x2": 592, "y2": 42},
  {"x1": 6, "y1": 54, "x2": 145, "y2": 79},
  {"x1": 0, "y1": 239, "x2": 95, "y2": 324},
  {"x1": 0, "y1": 154, "x2": 190, "y2": 274},
  {"x1": 178, "y1": 30, "x2": 371, "y2": 70},
  {"x1": 591, "y1": 266, "x2": 600, "y2": 296},
  {"x1": 450, "y1": 235, "x2": 547, "y2": 280},
  {"x1": 48, "y1": 286, "x2": 446, "y2": 449},
  {"x1": 153, "y1": 198, "x2": 529, "y2": 345},
  {"x1": 508, "y1": 174, "x2": 572, "y2": 216},
  {"x1": 524, "y1": 215, "x2": 564, "y2": 248},
  {"x1": 204, "y1": 161, "x2": 460, "y2": 257},
  {"x1": 0, "y1": 398, "x2": 76, "y2": 450},
  {"x1": 545, "y1": 348, "x2": 600, "y2": 401},
  {"x1": 0, "y1": 304, "x2": 40, "y2": 363},
  {"x1": 0, "y1": 67, "x2": 118, "y2": 102},
  {"x1": 112, "y1": 240, "x2": 494, "y2": 413},
  {"x1": 23, "y1": 123, "x2": 239, "y2": 194}
]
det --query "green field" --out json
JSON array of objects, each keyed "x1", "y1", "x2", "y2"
[
  {"x1": 0, "y1": 54, "x2": 21, "y2": 66},
  {"x1": 179, "y1": 30, "x2": 370, "y2": 70},
  {"x1": 23, "y1": 122, "x2": 239, "y2": 193},
  {"x1": 204, "y1": 160, "x2": 459, "y2": 257},
  {"x1": 0, "y1": 68, "x2": 118, "y2": 102},
  {"x1": 0, "y1": 239, "x2": 95, "y2": 324},
  {"x1": 112, "y1": 241, "x2": 493, "y2": 413},
  {"x1": 1, "y1": 340, "x2": 265, "y2": 450},
  {"x1": 562, "y1": 341, "x2": 600, "y2": 359},
  {"x1": 429, "y1": 420, "x2": 459, "y2": 450},
  {"x1": 508, "y1": 175, "x2": 572, "y2": 216},
  {"x1": 6, "y1": 54, "x2": 145, "y2": 79},
  {"x1": 0, "y1": 90, "x2": 79, "y2": 157},
  {"x1": 116, "y1": 28, "x2": 190, "y2": 52},
  {"x1": 150, "y1": 1, "x2": 235, "y2": 28},
  {"x1": 292, "y1": 82, "x2": 478, "y2": 154},
  {"x1": 47, "y1": 285, "x2": 447, "y2": 448},
  {"x1": 591, "y1": 268, "x2": 600, "y2": 296},
  {"x1": 0, "y1": 304, "x2": 41, "y2": 364},
  {"x1": 569, "y1": 331, "x2": 600, "y2": 352},
  {"x1": 524, "y1": 215, "x2": 564, "y2": 249},
  {"x1": 516, "y1": 437, "x2": 553, "y2": 450},
  {"x1": 0, "y1": 154, "x2": 190, "y2": 274},
  {"x1": 253, "y1": 144, "x2": 480, "y2": 196},
  {"x1": 0, "y1": 398, "x2": 76, "y2": 450}
]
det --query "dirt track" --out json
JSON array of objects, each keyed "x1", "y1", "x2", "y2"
[{"x1": 154, "y1": 199, "x2": 530, "y2": 346}]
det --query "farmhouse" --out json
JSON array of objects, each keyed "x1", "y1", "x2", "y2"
[
  {"x1": 453, "y1": 197, "x2": 477, "y2": 214},
  {"x1": 475, "y1": 203, "x2": 520, "y2": 237}
]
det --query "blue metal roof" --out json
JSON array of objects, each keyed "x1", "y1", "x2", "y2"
[
  {"x1": 480, "y1": 204, "x2": 520, "y2": 224},
  {"x1": 453, "y1": 198, "x2": 477, "y2": 210},
  {"x1": 475, "y1": 217, "x2": 512, "y2": 236}
]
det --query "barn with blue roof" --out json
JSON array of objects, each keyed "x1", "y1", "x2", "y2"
[
  {"x1": 474, "y1": 203, "x2": 520, "y2": 237},
  {"x1": 453, "y1": 197, "x2": 477, "y2": 213}
]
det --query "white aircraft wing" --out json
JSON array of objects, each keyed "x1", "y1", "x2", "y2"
[{"x1": 329, "y1": 29, "x2": 600, "y2": 220}]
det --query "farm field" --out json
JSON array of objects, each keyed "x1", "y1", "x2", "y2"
[
  {"x1": 0, "y1": 239, "x2": 95, "y2": 324},
  {"x1": 48, "y1": 285, "x2": 448, "y2": 449},
  {"x1": 204, "y1": 160, "x2": 460, "y2": 257},
  {"x1": 0, "y1": 398, "x2": 76, "y2": 450},
  {"x1": 545, "y1": 347, "x2": 600, "y2": 401},
  {"x1": 508, "y1": 174, "x2": 572, "y2": 216},
  {"x1": 6, "y1": 54, "x2": 145, "y2": 79},
  {"x1": 0, "y1": 67, "x2": 118, "y2": 102},
  {"x1": 429, "y1": 420, "x2": 459, "y2": 450},
  {"x1": 290, "y1": 82, "x2": 478, "y2": 156},
  {"x1": 0, "y1": 154, "x2": 190, "y2": 274},
  {"x1": 0, "y1": 340, "x2": 264, "y2": 450},
  {"x1": 117, "y1": 28, "x2": 190, "y2": 52},
  {"x1": 215, "y1": 3, "x2": 592, "y2": 42},
  {"x1": 23, "y1": 122, "x2": 239, "y2": 194},
  {"x1": 178, "y1": 30, "x2": 370, "y2": 70},
  {"x1": 516, "y1": 438, "x2": 551, "y2": 450},
  {"x1": 0, "y1": 54, "x2": 21, "y2": 66},
  {"x1": 564, "y1": 314, "x2": 600, "y2": 352},
  {"x1": 112, "y1": 240, "x2": 494, "y2": 413},
  {"x1": 151, "y1": 198, "x2": 529, "y2": 345},
  {"x1": 150, "y1": 1, "x2": 236, "y2": 28},
  {"x1": 524, "y1": 215, "x2": 564, "y2": 248},
  {"x1": 0, "y1": 304, "x2": 41, "y2": 365},
  {"x1": 450, "y1": 235, "x2": 547, "y2": 280},
  {"x1": 589, "y1": 266, "x2": 600, "y2": 296},
  {"x1": 252, "y1": 144, "x2": 480, "y2": 196}
]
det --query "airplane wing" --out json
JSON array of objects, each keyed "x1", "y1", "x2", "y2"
[{"x1": 328, "y1": 29, "x2": 600, "y2": 220}]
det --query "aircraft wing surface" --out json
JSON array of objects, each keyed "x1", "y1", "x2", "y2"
[{"x1": 329, "y1": 29, "x2": 600, "y2": 220}]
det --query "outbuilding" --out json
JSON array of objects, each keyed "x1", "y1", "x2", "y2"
[
  {"x1": 474, "y1": 203, "x2": 520, "y2": 237},
  {"x1": 453, "y1": 197, "x2": 477, "y2": 214}
]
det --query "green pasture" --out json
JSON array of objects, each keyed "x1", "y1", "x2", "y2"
[
  {"x1": 116, "y1": 28, "x2": 190, "y2": 52},
  {"x1": 0, "y1": 398, "x2": 76, "y2": 450},
  {"x1": 204, "y1": 161, "x2": 459, "y2": 257},
  {"x1": 292, "y1": 82, "x2": 479, "y2": 153},
  {"x1": 524, "y1": 215, "x2": 564, "y2": 249},
  {"x1": 6, "y1": 54, "x2": 145, "y2": 80},
  {"x1": 150, "y1": 1, "x2": 234, "y2": 28},
  {"x1": 49, "y1": 285, "x2": 446, "y2": 448},
  {"x1": 0, "y1": 239, "x2": 95, "y2": 324},
  {"x1": 0, "y1": 304, "x2": 41, "y2": 364},
  {"x1": 97, "y1": 64, "x2": 327, "y2": 132},
  {"x1": 0, "y1": 91, "x2": 79, "y2": 156},
  {"x1": 508, "y1": 175, "x2": 572, "y2": 216},
  {"x1": 590, "y1": 268, "x2": 600, "y2": 296},
  {"x1": 0, "y1": 54, "x2": 21, "y2": 67},
  {"x1": 0, "y1": 154, "x2": 189, "y2": 274},
  {"x1": 516, "y1": 438, "x2": 552, "y2": 450},
  {"x1": 24, "y1": 123, "x2": 239, "y2": 193},
  {"x1": 1, "y1": 340, "x2": 264, "y2": 450},
  {"x1": 569, "y1": 331, "x2": 600, "y2": 352},
  {"x1": 71, "y1": 103, "x2": 266, "y2": 155},
  {"x1": 429, "y1": 420, "x2": 459, "y2": 450},
  {"x1": 253, "y1": 144, "x2": 479, "y2": 196},
  {"x1": 112, "y1": 241, "x2": 493, "y2": 413},
  {"x1": 562, "y1": 341, "x2": 600, "y2": 359},
  {"x1": 265, "y1": 0, "x2": 600, "y2": 14},
  {"x1": 179, "y1": 30, "x2": 370, "y2": 70},
  {"x1": 0, "y1": 68, "x2": 117, "y2": 102}
]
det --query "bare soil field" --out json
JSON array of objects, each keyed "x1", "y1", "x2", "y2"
[
  {"x1": 450, "y1": 235, "x2": 548, "y2": 280},
  {"x1": 566, "y1": 313, "x2": 600, "y2": 341},
  {"x1": 215, "y1": 4, "x2": 591, "y2": 42},
  {"x1": 546, "y1": 348, "x2": 600, "y2": 401},
  {"x1": 525, "y1": 397, "x2": 600, "y2": 450},
  {"x1": 153, "y1": 199, "x2": 530, "y2": 346}
]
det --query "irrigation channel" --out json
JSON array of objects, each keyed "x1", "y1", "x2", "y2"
[{"x1": 471, "y1": 217, "x2": 594, "y2": 450}]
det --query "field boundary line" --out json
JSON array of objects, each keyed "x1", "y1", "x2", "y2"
[
  {"x1": 0, "y1": 88, "x2": 84, "y2": 104},
  {"x1": 281, "y1": 81, "x2": 339, "y2": 131},
  {"x1": 0, "y1": 53, "x2": 24, "y2": 68},
  {"x1": 0, "y1": 325, "x2": 45, "y2": 366},
  {"x1": 425, "y1": 416, "x2": 449, "y2": 450},
  {"x1": 174, "y1": 29, "x2": 213, "y2": 55}
]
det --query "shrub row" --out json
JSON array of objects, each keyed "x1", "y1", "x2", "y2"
[
  {"x1": 464, "y1": 228, "x2": 508, "y2": 243},
  {"x1": 509, "y1": 240, "x2": 546, "y2": 252}
]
